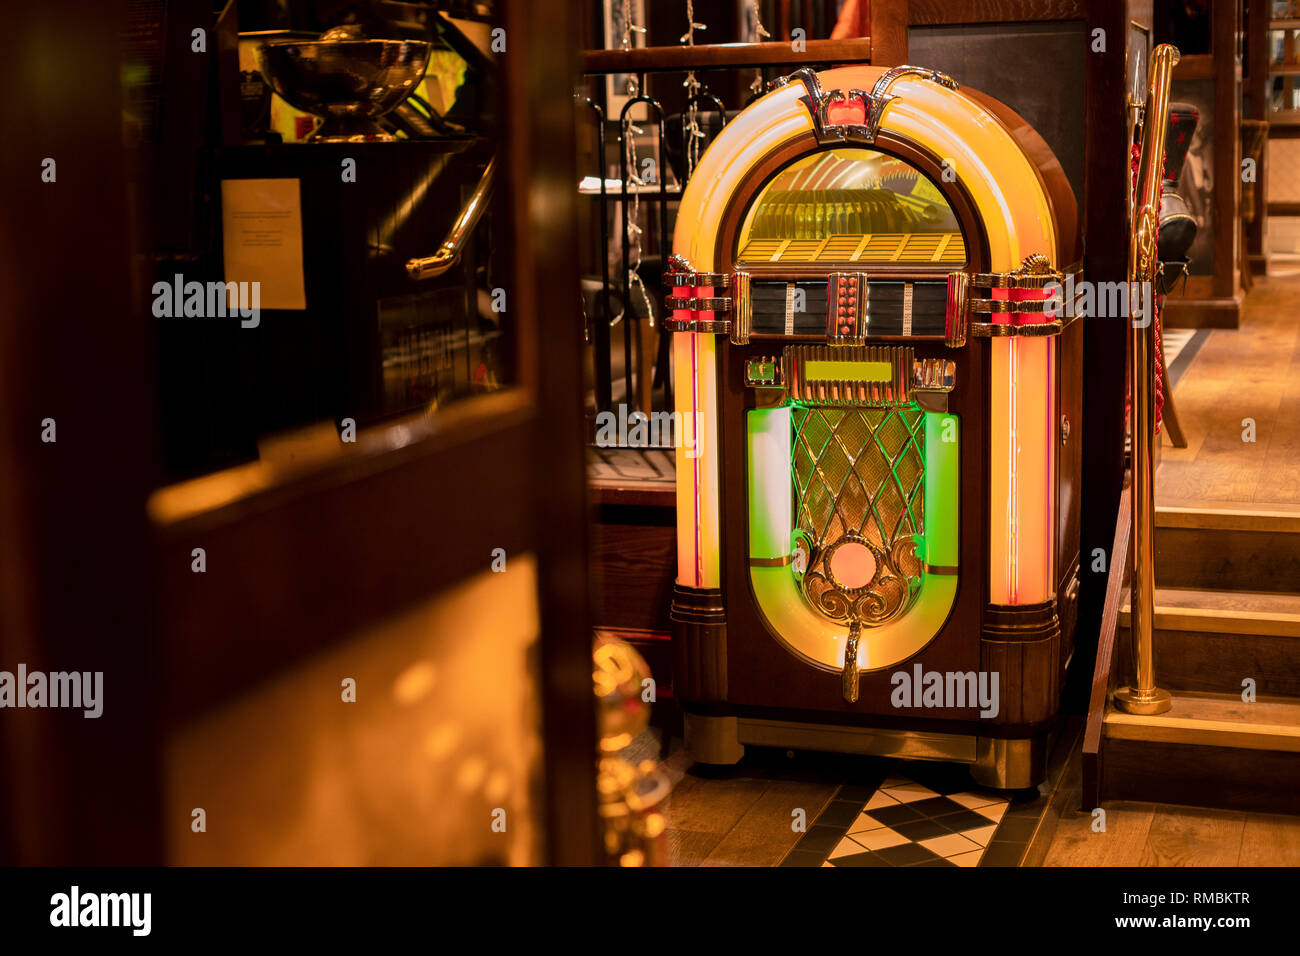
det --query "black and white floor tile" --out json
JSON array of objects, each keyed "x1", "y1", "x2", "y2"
[
  {"x1": 823, "y1": 774, "x2": 1007, "y2": 867},
  {"x1": 779, "y1": 750, "x2": 1063, "y2": 868}
]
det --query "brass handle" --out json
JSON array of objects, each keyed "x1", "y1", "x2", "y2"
[
  {"x1": 841, "y1": 621, "x2": 861, "y2": 704},
  {"x1": 406, "y1": 156, "x2": 496, "y2": 281}
]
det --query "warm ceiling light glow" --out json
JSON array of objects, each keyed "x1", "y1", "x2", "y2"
[
  {"x1": 457, "y1": 757, "x2": 487, "y2": 792},
  {"x1": 423, "y1": 724, "x2": 460, "y2": 760},
  {"x1": 392, "y1": 660, "x2": 437, "y2": 705}
]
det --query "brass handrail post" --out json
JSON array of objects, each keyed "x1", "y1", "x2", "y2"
[{"x1": 1116, "y1": 44, "x2": 1178, "y2": 717}]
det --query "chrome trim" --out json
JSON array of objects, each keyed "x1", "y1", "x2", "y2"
[
  {"x1": 971, "y1": 736, "x2": 1045, "y2": 790},
  {"x1": 664, "y1": 295, "x2": 733, "y2": 312},
  {"x1": 912, "y1": 358, "x2": 956, "y2": 392},
  {"x1": 945, "y1": 271, "x2": 969, "y2": 348},
  {"x1": 967, "y1": 299, "x2": 1066, "y2": 315},
  {"x1": 783, "y1": 344, "x2": 912, "y2": 407},
  {"x1": 663, "y1": 317, "x2": 731, "y2": 334},
  {"x1": 736, "y1": 717, "x2": 978, "y2": 763},
  {"x1": 788, "y1": 64, "x2": 956, "y2": 147},
  {"x1": 746, "y1": 346, "x2": 960, "y2": 407},
  {"x1": 662, "y1": 257, "x2": 737, "y2": 336},
  {"x1": 664, "y1": 271, "x2": 733, "y2": 288},
  {"x1": 952, "y1": 256, "x2": 1085, "y2": 339},
  {"x1": 871, "y1": 65, "x2": 959, "y2": 98},
  {"x1": 744, "y1": 355, "x2": 782, "y2": 387},
  {"x1": 668, "y1": 252, "x2": 695, "y2": 272},
  {"x1": 730, "y1": 271, "x2": 752, "y2": 345},
  {"x1": 406, "y1": 157, "x2": 495, "y2": 281},
  {"x1": 965, "y1": 270, "x2": 1081, "y2": 290},
  {"x1": 969, "y1": 312, "x2": 1083, "y2": 338}
]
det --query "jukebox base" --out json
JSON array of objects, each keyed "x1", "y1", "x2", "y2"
[{"x1": 684, "y1": 711, "x2": 1050, "y2": 790}]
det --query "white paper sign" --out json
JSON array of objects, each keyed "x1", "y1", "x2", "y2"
[{"x1": 221, "y1": 178, "x2": 307, "y2": 311}]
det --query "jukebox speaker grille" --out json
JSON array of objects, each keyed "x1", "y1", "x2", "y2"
[{"x1": 791, "y1": 405, "x2": 925, "y2": 627}]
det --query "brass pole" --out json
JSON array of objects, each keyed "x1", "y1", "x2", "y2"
[{"x1": 1116, "y1": 44, "x2": 1178, "y2": 716}]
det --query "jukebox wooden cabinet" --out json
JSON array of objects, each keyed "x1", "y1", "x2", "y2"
[{"x1": 665, "y1": 66, "x2": 1083, "y2": 789}]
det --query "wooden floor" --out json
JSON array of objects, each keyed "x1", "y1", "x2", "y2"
[
  {"x1": 659, "y1": 732, "x2": 1300, "y2": 866},
  {"x1": 1158, "y1": 274, "x2": 1300, "y2": 507},
  {"x1": 659, "y1": 747, "x2": 844, "y2": 866},
  {"x1": 1036, "y1": 735, "x2": 1300, "y2": 866}
]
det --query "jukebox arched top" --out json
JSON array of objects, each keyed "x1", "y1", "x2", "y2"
[{"x1": 672, "y1": 65, "x2": 1077, "y2": 281}]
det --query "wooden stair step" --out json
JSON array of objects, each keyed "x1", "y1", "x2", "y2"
[
  {"x1": 1118, "y1": 587, "x2": 1300, "y2": 696},
  {"x1": 1120, "y1": 587, "x2": 1300, "y2": 636},
  {"x1": 1104, "y1": 691, "x2": 1300, "y2": 753},
  {"x1": 1155, "y1": 503, "x2": 1300, "y2": 593},
  {"x1": 1101, "y1": 691, "x2": 1300, "y2": 814},
  {"x1": 1156, "y1": 502, "x2": 1300, "y2": 534}
]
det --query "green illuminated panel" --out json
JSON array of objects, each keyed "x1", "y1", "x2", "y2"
[
  {"x1": 923, "y1": 412, "x2": 959, "y2": 567},
  {"x1": 803, "y1": 360, "x2": 893, "y2": 382},
  {"x1": 745, "y1": 405, "x2": 960, "y2": 667}
]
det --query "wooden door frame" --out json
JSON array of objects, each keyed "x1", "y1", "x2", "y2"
[{"x1": 1, "y1": 0, "x2": 598, "y2": 866}]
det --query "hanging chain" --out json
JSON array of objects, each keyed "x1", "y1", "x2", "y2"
[
  {"x1": 681, "y1": 2, "x2": 709, "y2": 183},
  {"x1": 616, "y1": 109, "x2": 655, "y2": 329},
  {"x1": 619, "y1": 0, "x2": 645, "y2": 51},
  {"x1": 680, "y1": 0, "x2": 706, "y2": 45},
  {"x1": 748, "y1": 0, "x2": 770, "y2": 95},
  {"x1": 683, "y1": 72, "x2": 705, "y2": 181}
]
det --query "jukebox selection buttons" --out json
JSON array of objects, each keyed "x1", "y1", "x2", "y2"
[{"x1": 826, "y1": 272, "x2": 868, "y2": 346}]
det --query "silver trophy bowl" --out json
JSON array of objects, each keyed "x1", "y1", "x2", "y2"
[{"x1": 258, "y1": 38, "x2": 431, "y2": 142}]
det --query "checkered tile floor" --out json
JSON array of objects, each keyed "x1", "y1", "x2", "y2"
[{"x1": 823, "y1": 774, "x2": 1009, "y2": 867}]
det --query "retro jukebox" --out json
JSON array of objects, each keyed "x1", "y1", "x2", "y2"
[{"x1": 665, "y1": 66, "x2": 1082, "y2": 788}]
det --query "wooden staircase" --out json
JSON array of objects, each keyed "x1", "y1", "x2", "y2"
[{"x1": 1084, "y1": 498, "x2": 1300, "y2": 815}]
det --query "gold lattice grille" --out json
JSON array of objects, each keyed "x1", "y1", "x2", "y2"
[
  {"x1": 792, "y1": 406, "x2": 925, "y2": 553},
  {"x1": 791, "y1": 405, "x2": 926, "y2": 632}
]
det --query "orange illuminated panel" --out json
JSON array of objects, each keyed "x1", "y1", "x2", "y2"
[{"x1": 735, "y1": 148, "x2": 966, "y2": 268}]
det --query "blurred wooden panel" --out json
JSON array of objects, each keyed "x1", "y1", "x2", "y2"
[
  {"x1": 591, "y1": 505, "x2": 676, "y2": 633},
  {"x1": 167, "y1": 558, "x2": 544, "y2": 865}
]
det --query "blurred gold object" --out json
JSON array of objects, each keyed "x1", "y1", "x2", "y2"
[
  {"x1": 592, "y1": 635, "x2": 670, "y2": 866},
  {"x1": 593, "y1": 633, "x2": 653, "y2": 752},
  {"x1": 596, "y1": 756, "x2": 669, "y2": 867}
]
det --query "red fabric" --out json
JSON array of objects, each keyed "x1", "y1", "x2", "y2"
[{"x1": 831, "y1": 0, "x2": 870, "y2": 39}]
